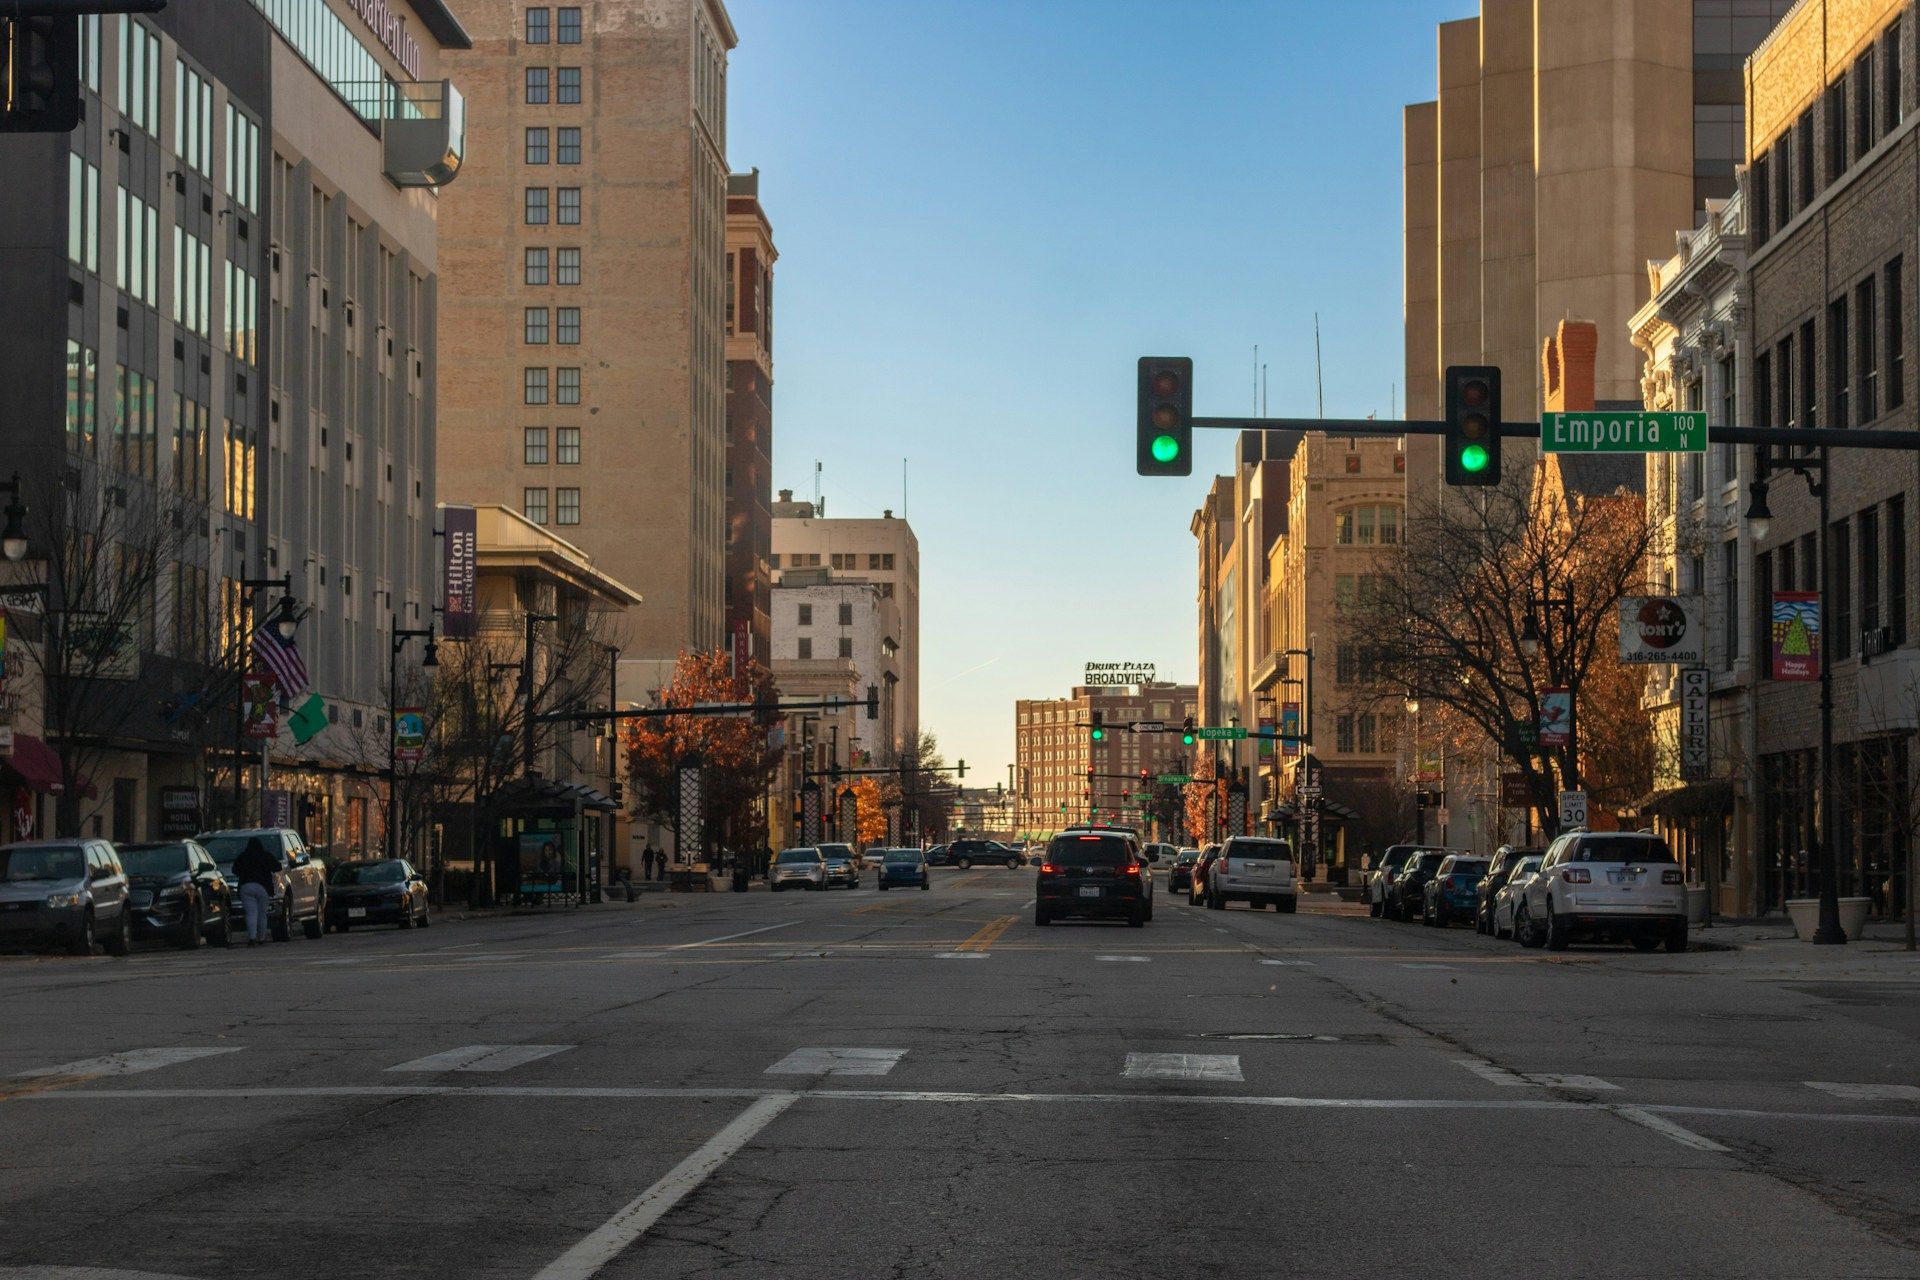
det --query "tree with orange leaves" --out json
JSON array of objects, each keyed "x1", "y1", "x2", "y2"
[{"x1": 624, "y1": 650, "x2": 781, "y2": 854}]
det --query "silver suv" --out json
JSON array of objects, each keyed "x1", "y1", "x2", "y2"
[
  {"x1": 0, "y1": 839, "x2": 133, "y2": 956},
  {"x1": 771, "y1": 847, "x2": 827, "y2": 891},
  {"x1": 1206, "y1": 836, "x2": 1298, "y2": 912},
  {"x1": 1519, "y1": 830, "x2": 1687, "y2": 952}
]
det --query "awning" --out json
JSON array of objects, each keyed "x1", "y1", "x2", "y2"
[
  {"x1": 1636, "y1": 780, "x2": 1735, "y2": 820},
  {"x1": 488, "y1": 775, "x2": 620, "y2": 813},
  {"x1": 0, "y1": 734, "x2": 94, "y2": 797}
]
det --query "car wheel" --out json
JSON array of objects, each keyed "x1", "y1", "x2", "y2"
[
  {"x1": 173, "y1": 900, "x2": 202, "y2": 950},
  {"x1": 303, "y1": 903, "x2": 325, "y2": 939},
  {"x1": 399, "y1": 902, "x2": 415, "y2": 929},
  {"x1": 1545, "y1": 903, "x2": 1571, "y2": 951},
  {"x1": 957, "y1": 858, "x2": 973, "y2": 870},
  {"x1": 1631, "y1": 933, "x2": 1659, "y2": 952},
  {"x1": 104, "y1": 909, "x2": 131, "y2": 957},
  {"x1": 1494, "y1": 912, "x2": 1512, "y2": 941},
  {"x1": 1665, "y1": 922, "x2": 1689, "y2": 953},
  {"x1": 1034, "y1": 906, "x2": 1050, "y2": 926},
  {"x1": 1368, "y1": 898, "x2": 1382, "y2": 918},
  {"x1": 271, "y1": 897, "x2": 293, "y2": 942},
  {"x1": 1280, "y1": 895, "x2": 1296, "y2": 914},
  {"x1": 1517, "y1": 904, "x2": 1543, "y2": 948},
  {"x1": 1207, "y1": 887, "x2": 1224, "y2": 911},
  {"x1": 69, "y1": 910, "x2": 95, "y2": 956},
  {"x1": 1128, "y1": 910, "x2": 1146, "y2": 928},
  {"x1": 1005, "y1": 858, "x2": 1018, "y2": 869}
]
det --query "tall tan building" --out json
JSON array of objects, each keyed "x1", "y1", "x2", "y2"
[
  {"x1": 1403, "y1": 0, "x2": 1796, "y2": 492},
  {"x1": 725, "y1": 170, "x2": 776, "y2": 665},
  {"x1": 437, "y1": 0, "x2": 738, "y2": 698}
]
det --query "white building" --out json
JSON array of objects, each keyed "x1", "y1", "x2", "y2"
[{"x1": 770, "y1": 577, "x2": 901, "y2": 763}]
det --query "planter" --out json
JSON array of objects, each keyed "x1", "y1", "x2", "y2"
[
  {"x1": 1784, "y1": 896, "x2": 1872, "y2": 941},
  {"x1": 1685, "y1": 885, "x2": 1710, "y2": 925}
]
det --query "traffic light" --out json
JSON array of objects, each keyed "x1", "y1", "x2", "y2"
[
  {"x1": 0, "y1": 16, "x2": 81, "y2": 134},
  {"x1": 1139, "y1": 768, "x2": 1149, "y2": 785},
  {"x1": 1136, "y1": 356, "x2": 1193, "y2": 477},
  {"x1": 1089, "y1": 710, "x2": 1104, "y2": 742},
  {"x1": 1444, "y1": 365, "x2": 1501, "y2": 486},
  {"x1": 1181, "y1": 716, "x2": 1195, "y2": 747}
]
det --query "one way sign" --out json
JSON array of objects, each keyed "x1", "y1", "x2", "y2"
[{"x1": 1129, "y1": 721, "x2": 1165, "y2": 734}]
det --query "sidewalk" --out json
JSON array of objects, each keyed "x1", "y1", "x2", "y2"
[{"x1": 1638, "y1": 916, "x2": 1920, "y2": 980}]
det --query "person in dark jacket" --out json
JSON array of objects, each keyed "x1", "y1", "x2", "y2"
[{"x1": 232, "y1": 836, "x2": 278, "y2": 946}]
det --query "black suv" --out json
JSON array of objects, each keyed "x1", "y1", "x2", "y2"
[
  {"x1": 1475, "y1": 845, "x2": 1543, "y2": 935},
  {"x1": 1388, "y1": 849, "x2": 1456, "y2": 922},
  {"x1": 935, "y1": 839, "x2": 1023, "y2": 869},
  {"x1": 1034, "y1": 831, "x2": 1152, "y2": 927}
]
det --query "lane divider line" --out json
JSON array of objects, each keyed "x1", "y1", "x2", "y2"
[
  {"x1": 668, "y1": 921, "x2": 798, "y2": 950},
  {"x1": 1615, "y1": 1105, "x2": 1730, "y2": 1153},
  {"x1": 955, "y1": 915, "x2": 1016, "y2": 953}
]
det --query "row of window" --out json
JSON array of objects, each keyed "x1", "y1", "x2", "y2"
[
  {"x1": 225, "y1": 103, "x2": 261, "y2": 215},
  {"x1": 1754, "y1": 257, "x2": 1905, "y2": 432},
  {"x1": 67, "y1": 154, "x2": 101, "y2": 273},
  {"x1": 224, "y1": 258, "x2": 260, "y2": 366},
  {"x1": 522, "y1": 426, "x2": 580, "y2": 465},
  {"x1": 795, "y1": 604, "x2": 858, "y2": 627},
  {"x1": 116, "y1": 187, "x2": 159, "y2": 307},
  {"x1": 522, "y1": 487, "x2": 581, "y2": 526},
  {"x1": 524, "y1": 247, "x2": 582, "y2": 285},
  {"x1": 524, "y1": 187, "x2": 581, "y2": 225},
  {"x1": 525, "y1": 126, "x2": 582, "y2": 165},
  {"x1": 525, "y1": 7, "x2": 583, "y2": 44},
  {"x1": 771, "y1": 552, "x2": 896, "y2": 570},
  {"x1": 793, "y1": 637, "x2": 857, "y2": 660},
  {"x1": 1752, "y1": 17, "x2": 1904, "y2": 245},
  {"x1": 523, "y1": 367, "x2": 581, "y2": 405},
  {"x1": 525, "y1": 67, "x2": 582, "y2": 105},
  {"x1": 524, "y1": 307, "x2": 581, "y2": 344},
  {"x1": 1334, "y1": 711, "x2": 1391, "y2": 756},
  {"x1": 1334, "y1": 504, "x2": 1401, "y2": 546},
  {"x1": 172, "y1": 225, "x2": 212, "y2": 339},
  {"x1": 1756, "y1": 494, "x2": 1909, "y2": 665},
  {"x1": 117, "y1": 20, "x2": 162, "y2": 136},
  {"x1": 173, "y1": 391, "x2": 210, "y2": 504},
  {"x1": 173, "y1": 60, "x2": 214, "y2": 178}
]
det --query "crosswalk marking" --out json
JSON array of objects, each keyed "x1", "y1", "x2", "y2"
[
  {"x1": 1124, "y1": 1052, "x2": 1243, "y2": 1082},
  {"x1": 387, "y1": 1044, "x2": 573, "y2": 1074},
  {"x1": 765, "y1": 1047, "x2": 906, "y2": 1078},
  {"x1": 1454, "y1": 1058, "x2": 1529, "y2": 1087},
  {"x1": 934, "y1": 952, "x2": 989, "y2": 960},
  {"x1": 1529, "y1": 1073, "x2": 1620, "y2": 1092},
  {"x1": 1806, "y1": 1081, "x2": 1920, "y2": 1102},
  {"x1": 1398, "y1": 963, "x2": 1456, "y2": 970},
  {"x1": 1259, "y1": 959, "x2": 1315, "y2": 967},
  {"x1": 1453, "y1": 1059, "x2": 1617, "y2": 1091},
  {"x1": 1096, "y1": 955, "x2": 1150, "y2": 962},
  {"x1": 18, "y1": 1047, "x2": 241, "y2": 1078}
]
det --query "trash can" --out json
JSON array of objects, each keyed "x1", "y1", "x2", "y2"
[
  {"x1": 1685, "y1": 884, "x2": 1709, "y2": 924},
  {"x1": 732, "y1": 867, "x2": 750, "y2": 893}
]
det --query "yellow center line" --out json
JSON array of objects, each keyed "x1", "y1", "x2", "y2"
[
  {"x1": 956, "y1": 915, "x2": 1017, "y2": 952},
  {"x1": 0, "y1": 1072, "x2": 102, "y2": 1103}
]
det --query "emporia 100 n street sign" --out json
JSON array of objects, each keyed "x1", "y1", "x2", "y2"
[{"x1": 1542, "y1": 411, "x2": 1707, "y2": 454}]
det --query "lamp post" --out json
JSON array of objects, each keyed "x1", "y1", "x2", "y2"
[
  {"x1": 1519, "y1": 572, "x2": 1579, "y2": 803},
  {"x1": 387, "y1": 617, "x2": 439, "y2": 860},
  {"x1": 0, "y1": 473, "x2": 28, "y2": 563},
  {"x1": 1746, "y1": 447, "x2": 1846, "y2": 945},
  {"x1": 233, "y1": 574, "x2": 297, "y2": 814}
]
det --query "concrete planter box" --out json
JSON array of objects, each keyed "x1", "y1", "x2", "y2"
[{"x1": 1785, "y1": 897, "x2": 1872, "y2": 941}]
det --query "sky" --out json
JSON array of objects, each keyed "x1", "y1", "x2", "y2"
[{"x1": 725, "y1": 0, "x2": 1468, "y2": 785}]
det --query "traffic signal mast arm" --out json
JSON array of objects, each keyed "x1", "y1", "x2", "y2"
[
  {"x1": 1188, "y1": 415, "x2": 1920, "y2": 452},
  {"x1": 536, "y1": 691, "x2": 877, "y2": 725}
]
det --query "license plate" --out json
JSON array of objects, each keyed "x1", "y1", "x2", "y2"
[
  {"x1": 348, "y1": 907, "x2": 367, "y2": 918},
  {"x1": 1078, "y1": 887, "x2": 1101, "y2": 898}
]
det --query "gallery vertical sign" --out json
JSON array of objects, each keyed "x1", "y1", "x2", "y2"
[
  {"x1": 441, "y1": 505, "x2": 478, "y2": 639},
  {"x1": 1679, "y1": 666, "x2": 1710, "y2": 781}
]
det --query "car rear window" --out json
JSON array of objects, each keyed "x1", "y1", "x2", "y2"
[
  {"x1": 776, "y1": 849, "x2": 820, "y2": 864},
  {"x1": 1511, "y1": 858, "x2": 1542, "y2": 878},
  {"x1": 1413, "y1": 853, "x2": 1448, "y2": 872},
  {"x1": 1049, "y1": 835, "x2": 1131, "y2": 865},
  {"x1": 1448, "y1": 861, "x2": 1489, "y2": 876},
  {"x1": 119, "y1": 844, "x2": 193, "y2": 875},
  {"x1": 1572, "y1": 836, "x2": 1675, "y2": 864},
  {"x1": 1228, "y1": 840, "x2": 1293, "y2": 858},
  {"x1": 884, "y1": 850, "x2": 920, "y2": 863},
  {"x1": 0, "y1": 846, "x2": 86, "y2": 881}
]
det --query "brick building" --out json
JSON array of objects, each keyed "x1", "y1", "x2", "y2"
[
  {"x1": 1014, "y1": 683, "x2": 1199, "y2": 841},
  {"x1": 724, "y1": 170, "x2": 775, "y2": 665}
]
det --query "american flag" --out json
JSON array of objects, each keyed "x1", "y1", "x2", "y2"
[{"x1": 252, "y1": 622, "x2": 309, "y2": 699}]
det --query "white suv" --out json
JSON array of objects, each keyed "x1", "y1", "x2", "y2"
[
  {"x1": 1520, "y1": 830, "x2": 1687, "y2": 952},
  {"x1": 1206, "y1": 836, "x2": 1297, "y2": 913}
]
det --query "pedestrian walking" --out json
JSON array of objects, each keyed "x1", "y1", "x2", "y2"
[{"x1": 233, "y1": 835, "x2": 278, "y2": 946}]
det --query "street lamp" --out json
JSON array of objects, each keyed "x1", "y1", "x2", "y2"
[
  {"x1": 0, "y1": 472, "x2": 28, "y2": 562},
  {"x1": 1743, "y1": 474, "x2": 1773, "y2": 544},
  {"x1": 1522, "y1": 573, "x2": 1578, "y2": 798},
  {"x1": 387, "y1": 617, "x2": 439, "y2": 861},
  {"x1": 272, "y1": 592, "x2": 299, "y2": 642}
]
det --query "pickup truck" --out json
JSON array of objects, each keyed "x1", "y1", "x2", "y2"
[{"x1": 197, "y1": 827, "x2": 329, "y2": 940}]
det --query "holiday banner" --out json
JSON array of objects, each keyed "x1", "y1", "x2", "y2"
[{"x1": 1771, "y1": 592, "x2": 1820, "y2": 681}]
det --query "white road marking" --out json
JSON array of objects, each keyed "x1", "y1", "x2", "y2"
[
  {"x1": 531, "y1": 1093, "x2": 798, "y2": 1280},
  {"x1": 310, "y1": 958, "x2": 369, "y2": 966},
  {"x1": 1530, "y1": 1073, "x2": 1620, "y2": 1092},
  {"x1": 387, "y1": 1044, "x2": 573, "y2": 1074},
  {"x1": 18, "y1": 1047, "x2": 241, "y2": 1078},
  {"x1": 1616, "y1": 1105, "x2": 1729, "y2": 1152},
  {"x1": 934, "y1": 952, "x2": 989, "y2": 960},
  {"x1": 1124, "y1": 1052, "x2": 1243, "y2": 1082},
  {"x1": 1453, "y1": 1059, "x2": 1618, "y2": 1091},
  {"x1": 1453, "y1": 1058, "x2": 1529, "y2": 1087},
  {"x1": 1259, "y1": 959, "x2": 1315, "y2": 966},
  {"x1": 1806, "y1": 1081, "x2": 1920, "y2": 1102},
  {"x1": 1398, "y1": 963, "x2": 1455, "y2": 970},
  {"x1": 0, "y1": 1269, "x2": 207, "y2": 1279},
  {"x1": 668, "y1": 921, "x2": 797, "y2": 950},
  {"x1": 765, "y1": 1047, "x2": 906, "y2": 1077},
  {"x1": 444, "y1": 952, "x2": 529, "y2": 962},
  {"x1": 1097, "y1": 955, "x2": 1150, "y2": 962}
]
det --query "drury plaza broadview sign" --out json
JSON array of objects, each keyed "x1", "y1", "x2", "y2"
[{"x1": 1084, "y1": 663, "x2": 1156, "y2": 688}]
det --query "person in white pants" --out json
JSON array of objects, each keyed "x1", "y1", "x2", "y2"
[{"x1": 232, "y1": 836, "x2": 277, "y2": 946}]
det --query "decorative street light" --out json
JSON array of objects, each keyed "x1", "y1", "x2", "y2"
[
  {"x1": 1, "y1": 473, "x2": 28, "y2": 563},
  {"x1": 387, "y1": 617, "x2": 439, "y2": 860}
]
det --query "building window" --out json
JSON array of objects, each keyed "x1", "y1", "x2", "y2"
[
  {"x1": 1752, "y1": 155, "x2": 1771, "y2": 245},
  {"x1": 557, "y1": 247, "x2": 581, "y2": 285},
  {"x1": 1335, "y1": 504, "x2": 1401, "y2": 546},
  {"x1": 556, "y1": 426, "x2": 580, "y2": 464},
  {"x1": 523, "y1": 487, "x2": 548, "y2": 525},
  {"x1": 524, "y1": 187, "x2": 549, "y2": 224},
  {"x1": 1796, "y1": 113, "x2": 1814, "y2": 210},
  {"x1": 558, "y1": 6, "x2": 581, "y2": 42},
  {"x1": 1854, "y1": 55, "x2": 1874, "y2": 163},
  {"x1": 557, "y1": 188, "x2": 580, "y2": 224},
  {"x1": 525, "y1": 127, "x2": 549, "y2": 164},
  {"x1": 725, "y1": 253, "x2": 735, "y2": 333},
  {"x1": 523, "y1": 427, "x2": 549, "y2": 465},
  {"x1": 1891, "y1": 495, "x2": 1908, "y2": 646},
  {"x1": 1861, "y1": 506, "x2": 1881, "y2": 639},
  {"x1": 526, "y1": 67, "x2": 549, "y2": 104},
  {"x1": 838, "y1": 603, "x2": 853, "y2": 625},
  {"x1": 831, "y1": 553, "x2": 853, "y2": 570},
  {"x1": 1885, "y1": 24, "x2": 1904, "y2": 135},
  {"x1": 556, "y1": 367, "x2": 580, "y2": 404},
  {"x1": 1799, "y1": 321, "x2": 1817, "y2": 430},
  {"x1": 524, "y1": 367, "x2": 549, "y2": 404},
  {"x1": 1718, "y1": 353, "x2": 1737, "y2": 476},
  {"x1": 556, "y1": 307, "x2": 580, "y2": 344},
  {"x1": 1831, "y1": 517, "x2": 1852, "y2": 660},
  {"x1": 1857, "y1": 275, "x2": 1878, "y2": 422},
  {"x1": 1887, "y1": 257, "x2": 1905, "y2": 410},
  {"x1": 797, "y1": 604, "x2": 812, "y2": 626},
  {"x1": 838, "y1": 636, "x2": 853, "y2": 659},
  {"x1": 798, "y1": 637, "x2": 813, "y2": 659},
  {"x1": 1774, "y1": 134, "x2": 1792, "y2": 229},
  {"x1": 524, "y1": 307, "x2": 549, "y2": 344},
  {"x1": 1356, "y1": 713, "x2": 1377, "y2": 754},
  {"x1": 525, "y1": 247, "x2": 549, "y2": 285},
  {"x1": 556, "y1": 487, "x2": 580, "y2": 525},
  {"x1": 557, "y1": 126, "x2": 580, "y2": 164},
  {"x1": 1828, "y1": 297, "x2": 1849, "y2": 427},
  {"x1": 526, "y1": 7, "x2": 549, "y2": 43},
  {"x1": 117, "y1": 20, "x2": 160, "y2": 134},
  {"x1": 1722, "y1": 539, "x2": 1739, "y2": 672},
  {"x1": 557, "y1": 67, "x2": 581, "y2": 103},
  {"x1": 1335, "y1": 714, "x2": 1355, "y2": 754},
  {"x1": 1756, "y1": 350, "x2": 1773, "y2": 429},
  {"x1": 1827, "y1": 82, "x2": 1846, "y2": 183}
]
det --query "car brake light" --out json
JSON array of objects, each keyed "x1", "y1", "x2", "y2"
[
  {"x1": 1562, "y1": 867, "x2": 1590, "y2": 883},
  {"x1": 1039, "y1": 862, "x2": 1058, "y2": 875},
  {"x1": 1661, "y1": 869, "x2": 1682, "y2": 885}
]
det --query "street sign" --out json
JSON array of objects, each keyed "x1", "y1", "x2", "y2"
[
  {"x1": 1619, "y1": 596, "x2": 1705, "y2": 664},
  {"x1": 692, "y1": 701, "x2": 754, "y2": 718},
  {"x1": 1679, "y1": 666, "x2": 1710, "y2": 781},
  {"x1": 1194, "y1": 726, "x2": 1245, "y2": 741},
  {"x1": 1157, "y1": 773, "x2": 1191, "y2": 785},
  {"x1": 1541, "y1": 410, "x2": 1706, "y2": 454},
  {"x1": 1503, "y1": 720, "x2": 1538, "y2": 754},
  {"x1": 1559, "y1": 790, "x2": 1589, "y2": 829},
  {"x1": 1128, "y1": 720, "x2": 1165, "y2": 734}
]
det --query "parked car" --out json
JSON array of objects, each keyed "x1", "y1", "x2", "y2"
[
  {"x1": 1189, "y1": 844, "x2": 1223, "y2": 905},
  {"x1": 119, "y1": 840, "x2": 234, "y2": 948},
  {"x1": 1206, "y1": 836, "x2": 1298, "y2": 912},
  {"x1": 1141, "y1": 842, "x2": 1178, "y2": 867},
  {"x1": 1422, "y1": 854, "x2": 1490, "y2": 927},
  {"x1": 1034, "y1": 830, "x2": 1151, "y2": 927},
  {"x1": 1388, "y1": 850, "x2": 1456, "y2": 922},
  {"x1": 326, "y1": 859, "x2": 430, "y2": 930},
  {"x1": 1492, "y1": 854, "x2": 1544, "y2": 940},
  {"x1": 878, "y1": 847, "x2": 930, "y2": 890},
  {"x1": 818, "y1": 844, "x2": 862, "y2": 889},
  {"x1": 1168, "y1": 848, "x2": 1201, "y2": 896},
  {"x1": 1367, "y1": 845, "x2": 1420, "y2": 917},
  {"x1": 861, "y1": 848, "x2": 888, "y2": 870},
  {"x1": 198, "y1": 828, "x2": 328, "y2": 941},
  {"x1": 0, "y1": 839, "x2": 132, "y2": 956},
  {"x1": 1475, "y1": 845, "x2": 1544, "y2": 935},
  {"x1": 1519, "y1": 830, "x2": 1688, "y2": 952},
  {"x1": 921, "y1": 844, "x2": 949, "y2": 865},
  {"x1": 771, "y1": 847, "x2": 827, "y2": 891}
]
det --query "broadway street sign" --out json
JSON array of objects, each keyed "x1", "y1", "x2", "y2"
[{"x1": 1542, "y1": 411, "x2": 1706, "y2": 454}]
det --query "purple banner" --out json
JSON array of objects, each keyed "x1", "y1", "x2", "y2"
[{"x1": 442, "y1": 505, "x2": 477, "y2": 639}]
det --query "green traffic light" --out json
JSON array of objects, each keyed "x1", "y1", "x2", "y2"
[
  {"x1": 1182, "y1": 732, "x2": 1195, "y2": 745},
  {"x1": 1460, "y1": 443, "x2": 1490, "y2": 473},
  {"x1": 1151, "y1": 434, "x2": 1180, "y2": 464}
]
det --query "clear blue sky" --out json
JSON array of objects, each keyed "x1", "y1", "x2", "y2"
[{"x1": 726, "y1": 0, "x2": 1466, "y2": 785}]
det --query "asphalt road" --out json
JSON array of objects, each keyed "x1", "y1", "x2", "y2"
[{"x1": 3, "y1": 868, "x2": 1918, "y2": 1279}]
